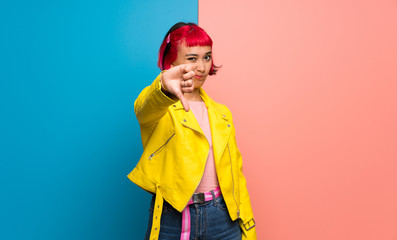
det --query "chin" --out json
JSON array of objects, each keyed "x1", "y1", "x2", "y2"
[{"x1": 194, "y1": 80, "x2": 205, "y2": 88}]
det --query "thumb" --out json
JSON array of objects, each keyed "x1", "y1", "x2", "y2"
[{"x1": 175, "y1": 91, "x2": 190, "y2": 112}]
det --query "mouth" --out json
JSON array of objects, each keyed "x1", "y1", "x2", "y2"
[{"x1": 194, "y1": 75, "x2": 204, "y2": 79}]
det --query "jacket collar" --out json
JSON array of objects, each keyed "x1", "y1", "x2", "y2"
[{"x1": 171, "y1": 88, "x2": 229, "y2": 119}]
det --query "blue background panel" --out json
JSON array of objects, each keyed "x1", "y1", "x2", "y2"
[{"x1": 0, "y1": 1, "x2": 197, "y2": 239}]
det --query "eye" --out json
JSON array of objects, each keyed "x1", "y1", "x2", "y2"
[
  {"x1": 187, "y1": 57, "x2": 197, "y2": 61},
  {"x1": 204, "y1": 55, "x2": 212, "y2": 61}
]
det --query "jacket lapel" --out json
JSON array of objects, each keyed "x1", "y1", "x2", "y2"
[
  {"x1": 171, "y1": 90, "x2": 232, "y2": 168},
  {"x1": 207, "y1": 103, "x2": 232, "y2": 168},
  {"x1": 172, "y1": 101, "x2": 204, "y2": 135},
  {"x1": 200, "y1": 89, "x2": 232, "y2": 168}
]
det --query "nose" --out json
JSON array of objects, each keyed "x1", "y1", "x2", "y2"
[{"x1": 196, "y1": 59, "x2": 205, "y2": 73}]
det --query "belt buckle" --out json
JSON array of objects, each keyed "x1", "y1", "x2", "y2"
[
  {"x1": 192, "y1": 193, "x2": 205, "y2": 204},
  {"x1": 243, "y1": 218, "x2": 256, "y2": 231}
]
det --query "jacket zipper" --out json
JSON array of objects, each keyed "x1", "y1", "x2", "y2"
[
  {"x1": 148, "y1": 133, "x2": 175, "y2": 160},
  {"x1": 228, "y1": 143, "x2": 240, "y2": 219}
]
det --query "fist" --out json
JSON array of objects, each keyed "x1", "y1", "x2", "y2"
[{"x1": 160, "y1": 64, "x2": 195, "y2": 112}]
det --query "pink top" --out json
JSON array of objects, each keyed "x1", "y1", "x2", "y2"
[{"x1": 189, "y1": 101, "x2": 220, "y2": 193}]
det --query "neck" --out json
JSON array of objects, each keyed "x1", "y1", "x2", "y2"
[{"x1": 184, "y1": 89, "x2": 202, "y2": 102}]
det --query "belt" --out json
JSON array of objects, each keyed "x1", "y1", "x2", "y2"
[
  {"x1": 180, "y1": 187, "x2": 222, "y2": 240},
  {"x1": 149, "y1": 185, "x2": 164, "y2": 240}
]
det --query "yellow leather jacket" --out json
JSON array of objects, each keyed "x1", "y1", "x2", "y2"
[{"x1": 127, "y1": 73, "x2": 256, "y2": 239}]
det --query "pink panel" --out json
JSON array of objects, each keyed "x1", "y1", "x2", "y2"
[{"x1": 199, "y1": 0, "x2": 397, "y2": 239}]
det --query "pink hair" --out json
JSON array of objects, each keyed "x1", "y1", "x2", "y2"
[{"x1": 158, "y1": 23, "x2": 219, "y2": 75}]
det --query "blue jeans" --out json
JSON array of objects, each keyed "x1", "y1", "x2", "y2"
[{"x1": 144, "y1": 194, "x2": 242, "y2": 240}]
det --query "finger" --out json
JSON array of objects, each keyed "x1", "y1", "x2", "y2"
[
  {"x1": 190, "y1": 63, "x2": 198, "y2": 71},
  {"x1": 180, "y1": 64, "x2": 197, "y2": 74},
  {"x1": 180, "y1": 79, "x2": 193, "y2": 88},
  {"x1": 187, "y1": 82, "x2": 195, "y2": 93},
  {"x1": 182, "y1": 85, "x2": 194, "y2": 93},
  {"x1": 184, "y1": 79, "x2": 194, "y2": 88},
  {"x1": 182, "y1": 70, "x2": 195, "y2": 80},
  {"x1": 178, "y1": 64, "x2": 189, "y2": 74},
  {"x1": 180, "y1": 82, "x2": 194, "y2": 94},
  {"x1": 183, "y1": 64, "x2": 194, "y2": 73}
]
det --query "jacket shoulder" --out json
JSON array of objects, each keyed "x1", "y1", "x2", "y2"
[
  {"x1": 210, "y1": 100, "x2": 233, "y2": 118},
  {"x1": 214, "y1": 102, "x2": 230, "y2": 113}
]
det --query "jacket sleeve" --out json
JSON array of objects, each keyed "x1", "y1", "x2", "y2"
[
  {"x1": 134, "y1": 72, "x2": 178, "y2": 127},
  {"x1": 227, "y1": 107, "x2": 257, "y2": 240}
]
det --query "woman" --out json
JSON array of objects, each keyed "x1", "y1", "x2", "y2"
[{"x1": 128, "y1": 22, "x2": 256, "y2": 240}]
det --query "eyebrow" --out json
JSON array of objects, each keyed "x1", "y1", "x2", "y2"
[{"x1": 185, "y1": 51, "x2": 212, "y2": 57}]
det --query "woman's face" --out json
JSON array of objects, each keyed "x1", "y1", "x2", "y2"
[{"x1": 171, "y1": 44, "x2": 212, "y2": 89}]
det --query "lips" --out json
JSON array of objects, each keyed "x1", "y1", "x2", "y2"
[{"x1": 194, "y1": 75, "x2": 203, "y2": 79}]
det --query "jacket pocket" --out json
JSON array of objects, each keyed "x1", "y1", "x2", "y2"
[{"x1": 148, "y1": 132, "x2": 175, "y2": 160}]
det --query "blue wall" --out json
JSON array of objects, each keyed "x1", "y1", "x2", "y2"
[{"x1": 0, "y1": 1, "x2": 197, "y2": 239}]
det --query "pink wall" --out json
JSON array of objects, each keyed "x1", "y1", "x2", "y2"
[{"x1": 199, "y1": 1, "x2": 397, "y2": 239}]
